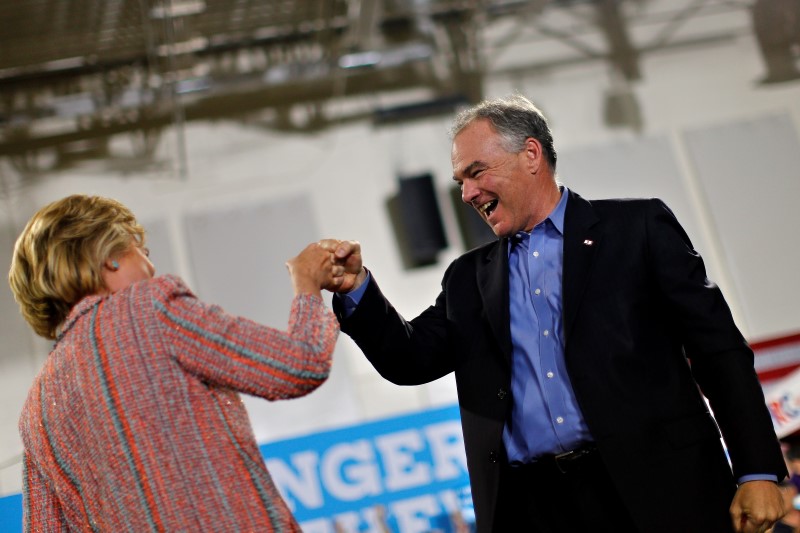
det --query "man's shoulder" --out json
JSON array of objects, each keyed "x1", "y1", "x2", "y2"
[
  {"x1": 574, "y1": 192, "x2": 664, "y2": 211},
  {"x1": 571, "y1": 192, "x2": 669, "y2": 219},
  {"x1": 441, "y1": 239, "x2": 505, "y2": 286},
  {"x1": 455, "y1": 238, "x2": 502, "y2": 264}
]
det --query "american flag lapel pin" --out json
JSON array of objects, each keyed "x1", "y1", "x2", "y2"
[{"x1": 583, "y1": 239, "x2": 594, "y2": 246}]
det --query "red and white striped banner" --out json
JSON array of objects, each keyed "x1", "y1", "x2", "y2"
[{"x1": 753, "y1": 331, "x2": 800, "y2": 438}]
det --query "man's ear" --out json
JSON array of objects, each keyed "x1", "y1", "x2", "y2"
[{"x1": 524, "y1": 137, "x2": 543, "y2": 174}]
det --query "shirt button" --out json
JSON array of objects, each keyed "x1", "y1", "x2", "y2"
[
  {"x1": 532, "y1": 251, "x2": 539, "y2": 257},
  {"x1": 543, "y1": 329, "x2": 549, "y2": 336},
  {"x1": 556, "y1": 417, "x2": 564, "y2": 424},
  {"x1": 546, "y1": 371, "x2": 554, "y2": 378},
  {"x1": 534, "y1": 288, "x2": 541, "y2": 295},
  {"x1": 489, "y1": 451, "x2": 498, "y2": 463},
  {"x1": 497, "y1": 388, "x2": 507, "y2": 400}
]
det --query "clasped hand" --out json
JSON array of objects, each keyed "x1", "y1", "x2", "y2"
[
  {"x1": 315, "y1": 239, "x2": 365, "y2": 293},
  {"x1": 285, "y1": 239, "x2": 365, "y2": 294}
]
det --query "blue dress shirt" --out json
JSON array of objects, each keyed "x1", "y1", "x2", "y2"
[
  {"x1": 503, "y1": 187, "x2": 592, "y2": 463},
  {"x1": 339, "y1": 188, "x2": 591, "y2": 462}
]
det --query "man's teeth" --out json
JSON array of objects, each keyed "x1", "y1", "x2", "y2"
[{"x1": 479, "y1": 200, "x2": 497, "y2": 215}]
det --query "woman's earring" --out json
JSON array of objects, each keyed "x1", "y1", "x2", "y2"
[{"x1": 110, "y1": 260, "x2": 120, "y2": 271}]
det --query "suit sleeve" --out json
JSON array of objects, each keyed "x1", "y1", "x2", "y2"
[
  {"x1": 23, "y1": 451, "x2": 68, "y2": 533},
  {"x1": 152, "y1": 277, "x2": 339, "y2": 400},
  {"x1": 334, "y1": 273, "x2": 457, "y2": 385},
  {"x1": 645, "y1": 199, "x2": 786, "y2": 480}
]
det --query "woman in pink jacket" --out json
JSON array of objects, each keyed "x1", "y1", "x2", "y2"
[{"x1": 8, "y1": 194, "x2": 342, "y2": 532}]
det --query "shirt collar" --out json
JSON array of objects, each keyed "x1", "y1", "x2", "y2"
[
  {"x1": 512, "y1": 185, "x2": 569, "y2": 243},
  {"x1": 548, "y1": 185, "x2": 568, "y2": 235}
]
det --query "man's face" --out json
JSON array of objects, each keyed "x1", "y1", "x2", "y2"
[{"x1": 451, "y1": 119, "x2": 554, "y2": 238}]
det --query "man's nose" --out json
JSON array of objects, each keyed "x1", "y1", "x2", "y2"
[{"x1": 461, "y1": 180, "x2": 478, "y2": 204}]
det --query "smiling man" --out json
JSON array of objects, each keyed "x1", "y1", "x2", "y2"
[{"x1": 323, "y1": 94, "x2": 787, "y2": 533}]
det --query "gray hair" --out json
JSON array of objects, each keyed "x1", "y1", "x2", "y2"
[{"x1": 449, "y1": 94, "x2": 557, "y2": 170}]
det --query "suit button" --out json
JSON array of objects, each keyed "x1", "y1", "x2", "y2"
[
  {"x1": 497, "y1": 388, "x2": 507, "y2": 400},
  {"x1": 489, "y1": 451, "x2": 498, "y2": 463}
]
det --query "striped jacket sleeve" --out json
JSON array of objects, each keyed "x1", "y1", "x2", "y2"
[
  {"x1": 150, "y1": 276, "x2": 339, "y2": 400},
  {"x1": 23, "y1": 451, "x2": 68, "y2": 533}
]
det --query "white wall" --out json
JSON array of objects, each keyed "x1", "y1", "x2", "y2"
[{"x1": 2, "y1": 11, "x2": 800, "y2": 496}]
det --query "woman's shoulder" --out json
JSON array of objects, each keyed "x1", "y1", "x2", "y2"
[
  {"x1": 133, "y1": 274, "x2": 197, "y2": 302},
  {"x1": 151, "y1": 273, "x2": 190, "y2": 290}
]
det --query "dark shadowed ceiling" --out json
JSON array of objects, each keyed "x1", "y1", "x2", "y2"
[{"x1": 0, "y1": 0, "x2": 798, "y2": 176}]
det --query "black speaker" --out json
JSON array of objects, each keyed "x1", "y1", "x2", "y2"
[
  {"x1": 449, "y1": 185, "x2": 497, "y2": 251},
  {"x1": 386, "y1": 173, "x2": 448, "y2": 269}
]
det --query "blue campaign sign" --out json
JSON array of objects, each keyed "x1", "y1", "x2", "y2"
[
  {"x1": 260, "y1": 404, "x2": 474, "y2": 532},
  {"x1": 0, "y1": 405, "x2": 473, "y2": 533},
  {"x1": 0, "y1": 494, "x2": 22, "y2": 533}
]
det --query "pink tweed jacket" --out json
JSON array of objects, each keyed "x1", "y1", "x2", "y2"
[{"x1": 19, "y1": 274, "x2": 339, "y2": 532}]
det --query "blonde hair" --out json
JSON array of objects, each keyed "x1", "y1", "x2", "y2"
[{"x1": 8, "y1": 195, "x2": 145, "y2": 339}]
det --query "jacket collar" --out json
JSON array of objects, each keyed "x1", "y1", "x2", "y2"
[
  {"x1": 562, "y1": 189, "x2": 600, "y2": 343},
  {"x1": 475, "y1": 188, "x2": 600, "y2": 355},
  {"x1": 477, "y1": 237, "x2": 513, "y2": 364},
  {"x1": 56, "y1": 293, "x2": 103, "y2": 341}
]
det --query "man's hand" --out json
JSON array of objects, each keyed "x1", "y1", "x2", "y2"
[
  {"x1": 730, "y1": 480, "x2": 786, "y2": 533},
  {"x1": 286, "y1": 243, "x2": 345, "y2": 295},
  {"x1": 316, "y1": 239, "x2": 366, "y2": 293}
]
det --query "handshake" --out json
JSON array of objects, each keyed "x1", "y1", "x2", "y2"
[{"x1": 285, "y1": 239, "x2": 366, "y2": 296}]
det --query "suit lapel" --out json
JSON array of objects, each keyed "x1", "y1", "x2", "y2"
[
  {"x1": 474, "y1": 189, "x2": 599, "y2": 361},
  {"x1": 477, "y1": 238, "x2": 513, "y2": 363},
  {"x1": 563, "y1": 190, "x2": 600, "y2": 343}
]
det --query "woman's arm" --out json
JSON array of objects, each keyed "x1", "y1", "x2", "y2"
[{"x1": 154, "y1": 276, "x2": 339, "y2": 401}]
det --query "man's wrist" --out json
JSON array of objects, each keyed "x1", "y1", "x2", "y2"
[
  {"x1": 335, "y1": 268, "x2": 370, "y2": 319},
  {"x1": 354, "y1": 267, "x2": 368, "y2": 291},
  {"x1": 738, "y1": 474, "x2": 779, "y2": 485},
  {"x1": 339, "y1": 267, "x2": 367, "y2": 294}
]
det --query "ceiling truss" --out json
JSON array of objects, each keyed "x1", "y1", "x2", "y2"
[{"x1": 0, "y1": 0, "x2": 797, "y2": 177}]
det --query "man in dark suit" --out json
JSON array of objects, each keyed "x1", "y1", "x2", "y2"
[{"x1": 320, "y1": 95, "x2": 787, "y2": 532}]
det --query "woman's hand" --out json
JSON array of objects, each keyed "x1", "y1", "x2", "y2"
[{"x1": 285, "y1": 243, "x2": 345, "y2": 295}]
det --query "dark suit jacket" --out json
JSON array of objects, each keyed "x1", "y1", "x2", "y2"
[{"x1": 335, "y1": 190, "x2": 786, "y2": 532}]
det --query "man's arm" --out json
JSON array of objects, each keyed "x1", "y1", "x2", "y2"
[
  {"x1": 318, "y1": 238, "x2": 457, "y2": 385},
  {"x1": 644, "y1": 200, "x2": 786, "y2": 532}
]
